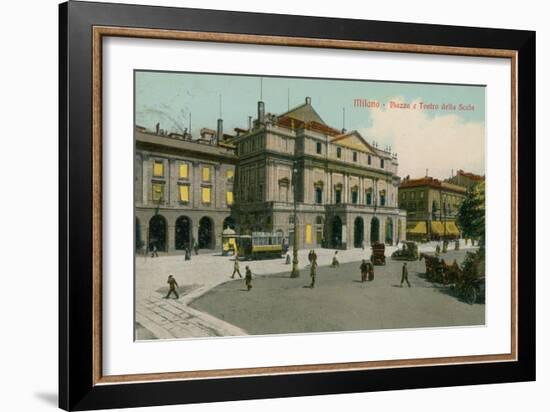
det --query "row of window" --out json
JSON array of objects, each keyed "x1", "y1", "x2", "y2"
[
  {"x1": 314, "y1": 142, "x2": 385, "y2": 168},
  {"x1": 313, "y1": 187, "x2": 386, "y2": 206},
  {"x1": 151, "y1": 182, "x2": 233, "y2": 206},
  {"x1": 152, "y1": 160, "x2": 234, "y2": 182},
  {"x1": 401, "y1": 191, "x2": 425, "y2": 200},
  {"x1": 401, "y1": 200, "x2": 457, "y2": 215}
]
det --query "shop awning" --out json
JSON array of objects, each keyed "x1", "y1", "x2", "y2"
[
  {"x1": 445, "y1": 221, "x2": 460, "y2": 235},
  {"x1": 407, "y1": 221, "x2": 427, "y2": 234},
  {"x1": 430, "y1": 221, "x2": 445, "y2": 236}
]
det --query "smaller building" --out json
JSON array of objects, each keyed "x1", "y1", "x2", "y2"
[
  {"x1": 398, "y1": 177, "x2": 466, "y2": 240},
  {"x1": 135, "y1": 123, "x2": 237, "y2": 254},
  {"x1": 445, "y1": 169, "x2": 485, "y2": 189}
]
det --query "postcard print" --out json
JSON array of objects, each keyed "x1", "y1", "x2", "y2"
[{"x1": 134, "y1": 71, "x2": 486, "y2": 340}]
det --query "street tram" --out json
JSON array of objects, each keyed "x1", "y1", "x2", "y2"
[{"x1": 236, "y1": 232, "x2": 284, "y2": 260}]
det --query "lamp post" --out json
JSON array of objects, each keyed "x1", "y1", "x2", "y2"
[{"x1": 290, "y1": 161, "x2": 300, "y2": 278}]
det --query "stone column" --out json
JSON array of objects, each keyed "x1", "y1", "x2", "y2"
[
  {"x1": 192, "y1": 161, "x2": 200, "y2": 208},
  {"x1": 214, "y1": 164, "x2": 220, "y2": 208},
  {"x1": 343, "y1": 173, "x2": 348, "y2": 204},
  {"x1": 167, "y1": 223, "x2": 176, "y2": 253},
  {"x1": 142, "y1": 154, "x2": 150, "y2": 205},
  {"x1": 359, "y1": 176, "x2": 364, "y2": 205},
  {"x1": 327, "y1": 171, "x2": 332, "y2": 203}
]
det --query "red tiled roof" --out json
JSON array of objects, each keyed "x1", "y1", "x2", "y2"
[
  {"x1": 456, "y1": 169, "x2": 484, "y2": 181},
  {"x1": 277, "y1": 116, "x2": 341, "y2": 136},
  {"x1": 400, "y1": 177, "x2": 466, "y2": 194}
]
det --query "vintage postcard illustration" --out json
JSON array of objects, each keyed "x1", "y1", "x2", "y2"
[{"x1": 134, "y1": 71, "x2": 486, "y2": 340}]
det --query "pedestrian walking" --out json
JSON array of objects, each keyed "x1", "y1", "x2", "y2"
[
  {"x1": 312, "y1": 250, "x2": 318, "y2": 264},
  {"x1": 151, "y1": 243, "x2": 159, "y2": 258},
  {"x1": 285, "y1": 252, "x2": 291, "y2": 264},
  {"x1": 231, "y1": 259, "x2": 242, "y2": 278},
  {"x1": 400, "y1": 262, "x2": 411, "y2": 287},
  {"x1": 331, "y1": 251, "x2": 340, "y2": 268},
  {"x1": 360, "y1": 259, "x2": 368, "y2": 282},
  {"x1": 184, "y1": 247, "x2": 191, "y2": 261},
  {"x1": 310, "y1": 259, "x2": 318, "y2": 288},
  {"x1": 245, "y1": 266, "x2": 253, "y2": 291},
  {"x1": 308, "y1": 250, "x2": 314, "y2": 266},
  {"x1": 193, "y1": 240, "x2": 199, "y2": 255},
  {"x1": 165, "y1": 275, "x2": 179, "y2": 299},
  {"x1": 367, "y1": 260, "x2": 374, "y2": 281}
]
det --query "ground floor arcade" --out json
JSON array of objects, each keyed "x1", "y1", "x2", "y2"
[{"x1": 135, "y1": 207, "x2": 235, "y2": 253}]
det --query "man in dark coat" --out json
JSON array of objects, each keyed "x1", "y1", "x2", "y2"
[
  {"x1": 310, "y1": 259, "x2": 318, "y2": 288},
  {"x1": 368, "y1": 260, "x2": 375, "y2": 281},
  {"x1": 400, "y1": 262, "x2": 411, "y2": 287},
  {"x1": 165, "y1": 275, "x2": 179, "y2": 299},
  {"x1": 360, "y1": 259, "x2": 369, "y2": 283},
  {"x1": 245, "y1": 266, "x2": 253, "y2": 291}
]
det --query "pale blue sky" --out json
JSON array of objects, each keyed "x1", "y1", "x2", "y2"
[{"x1": 135, "y1": 71, "x2": 485, "y2": 179}]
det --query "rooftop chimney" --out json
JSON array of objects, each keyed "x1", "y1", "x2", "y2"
[
  {"x1": 216, "y1": 118, "x2": 223, "y2": 144},
  {"x1": 305, "y1": 96, "x2": 312, "y2": 105},
  {"x1": 155, "y1": 122, "x2": 160, "y2": 134},
  {"x1": 257, "y1": 101, "x2": 265, "y2": 124},
  {"x1": 248, "y1": 116, "x2": 252, "y2": 131}
]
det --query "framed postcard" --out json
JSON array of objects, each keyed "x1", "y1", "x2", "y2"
[{"x1": 59, "y1": 1, "x2": 535, "y2": 410}]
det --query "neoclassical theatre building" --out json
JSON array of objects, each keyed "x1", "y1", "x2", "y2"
[
  {"x1": 135, "y1": 97, "x2": 407, "y2": 253},
  {"x1": 231, "y1": 97, "x2": 407, "y2": 249}
]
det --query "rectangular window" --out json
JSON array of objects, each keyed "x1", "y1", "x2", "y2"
[
  {"x1": 202, "y1": 166, "x2": 210, "y2": 181},
  {"x1": 336, "y1": 147, "x2": 342, "y2": 158},
  {"x1": 226, "y1": 191, "x2": 234, "y2": 205},
  {"x1": 380, "y1": 158, "x2": 385, "y2": 168},
  {"x1": 368, "y1": 155, "x2": 372, "y2": 165},
  {"x1": 380, "y1": 193, "x2": 386, "y2": 206},
  {"x1": 351, "y1": 190, "x2": 358, "y2": 204},
  {"x1": 353, "y1": 151, "x2": 357, "y2": 162},
  {"x1": 315, "y1": 187, "x2": 323, "y2": 204},
  {"x1": 153, "y1": 161, "x2": 164, "y2": 177},
  {"x1": 420, "y1": 192, "x2": 424, "y2": 199},
  {"x1": 152, "y1": 183, "x2": 164, "y2": 201},
  {"x1": 402, "y1": 192, "x2": 407, "y2": 200},
  {"x1": 179, "y1": 185, "x2": 189, "y2": 202},
  {"x1": 411, "y1": 192, "x2": 416, "y2": 200},
  {"x1": 366, "y1": 191, "x2": 372, "y2": 205},
  {"x1": 201, "y1": 187, "x2": 211, "y2": 204},
  {"x1": 316, "y1": 142, "x2": 322, "y2": 154},
  {"x1": 179, "y1": 163, "x2": 188, "y2": 179},
  {"x1": 335, "y1": 189, "x2": 342, "y2": 204},
  {"x1": 305, "y1": 224, "x2": 312, "y2": 244},
  {"x1": 258, "y1": 184, "x2": 263, "y2": 201},
  {"x1": 226, "y1": 169, "x2": 234, "y2": 179}
]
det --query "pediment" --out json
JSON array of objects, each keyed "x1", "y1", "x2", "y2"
[{"x1": 332, "y1": 131, "x2": 375, "y2": 154}]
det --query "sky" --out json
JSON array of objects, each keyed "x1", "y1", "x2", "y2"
[{"x1": 135, "y1": 71, "x2": 485, "y2": 180}]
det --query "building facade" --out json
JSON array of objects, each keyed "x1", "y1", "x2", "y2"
[
  {"x1": 231, "y1": 97, "x2": 407, "y2": 249},
  {"x1": 135, "y1": 126, "x2": 237, "y2": 253},
  {"x1": 398, "y1": 177, "x2": 466, "y2": 240},
  {"x1": 445, "y1": 169, "x2": 485, "y2": 189}
]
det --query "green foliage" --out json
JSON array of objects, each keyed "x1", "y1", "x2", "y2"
[
  {"x1": 457, "y1": 182, "x2": 485, "y2": 242},
  {"x1": 460, "y1": 247, "x2": 485, "y2": 279}
]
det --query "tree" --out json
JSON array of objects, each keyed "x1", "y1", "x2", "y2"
[{"x1": 457, "y1": 181, "x2": 485, "y2": 244}]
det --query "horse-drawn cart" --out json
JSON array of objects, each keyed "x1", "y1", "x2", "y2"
[
  {"x1": 420, "y1": 250, "x2": 485, "y2": 304},
  {"x1": 370, "y1": 242, "x2": 386, "y2": 265}
]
